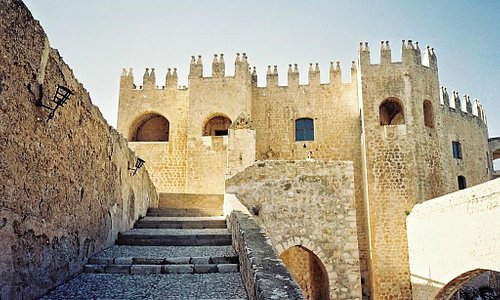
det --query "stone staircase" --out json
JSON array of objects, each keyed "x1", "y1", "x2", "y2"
[{"x1": 41, "y1": 195, "x2": 248, "y2": 299}]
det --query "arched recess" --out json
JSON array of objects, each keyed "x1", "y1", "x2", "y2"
[
  {"x1": 130, "y1": 113, "x2": 170, "y2": 142},
  {"x1": 379, "y1": 97, "x2": 405, "y2": 125},
  {"x1": 280, "y1": 245, "x2": 329, "y2": 300},
  {"x1": 434, "y1": 269, "x2": 500, "y2": 300},
  {"x1": 423, "y1": 100, "x2": 434, "y2": 128},
  {"x1": 203, "y1": 115, "x2": 232, "y2": 136}
]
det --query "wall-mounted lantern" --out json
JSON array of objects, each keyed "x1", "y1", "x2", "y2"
[
  {"x1": 128, "y1": 158, "x2": 145, "y2": 176},
  {"x1": 36, "y1": 84, "x2": 74, "y2": 121}
]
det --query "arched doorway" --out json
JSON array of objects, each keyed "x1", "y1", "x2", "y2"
[
  {"x1": 130, "y1": 113, "x2": 169, "y2": 142},
  {"x1": 203, "y1": 115, "x2": 232, "y2": 136},
  {"x1": 435, "y1": 269, "x2": 500, "y2": 300},
  {"x1": 280, "y1": 246, "x2": 329, "y2": 300}
]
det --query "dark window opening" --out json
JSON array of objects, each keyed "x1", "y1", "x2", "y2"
[
  {"x1": 214, "y1": 130, "x2": 228, "y2": 136},
  {"x1": 423, "y1": 100, "x2": 434, "y2": 128},
  {"x1": 203, "y1": 115, "x2": 232, "y2": 136},
  {"x1": 458, "y1": 176, "x2": 466, "y2": 190},
  {"x1": 295, "y1": 118, "x2": 314, "y2": 141},
  {"x1": 452, "y1": 141, "x2": 462, "y2": 159},
  {"x1": 379, "y1": 98, "x2": 405, "y2": 125}
]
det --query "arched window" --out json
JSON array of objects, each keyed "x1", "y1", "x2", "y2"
[
  {"x1": 295, "y1": 118, "x2": 314, "y2": 141},
  {"x1": 379, "y1": 98, "x2": 405, "y2": 125},
  {"x1": 423, "y1": 100, "x2": 434, "y2": 128},
  {"x1": 203, "y1": 115, "x2": 232, "y2": 136},
  {"x1": 130, "y1": 113, "x2": 169, "y2": 142},
  {"x1": 458, "y1": 176, "x2": 466, "y2": 190}
]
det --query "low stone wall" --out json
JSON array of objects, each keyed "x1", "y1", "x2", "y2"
[
  {"x1": 226, "y1": 208, "x2": 304, "y2": 300},
  {"x1": 0, "y1": 1, "x2": 158, "y2": 299},
  {"x1": 226, "y1": 160, "x2": 362, "y2": 299},
  {"x1": 407, "y1": 178, "x2": 500, "y2": 299}
]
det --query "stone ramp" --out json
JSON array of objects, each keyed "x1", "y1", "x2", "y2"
[{"x1": 39, "y1": 273, "x2": 247, "y2": 300}]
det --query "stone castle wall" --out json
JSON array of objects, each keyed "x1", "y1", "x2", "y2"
[
  {"x1": 226, "y1": 160, "x2": 362, "y2": 300},
  {"x1": 0, "y1": 1, "x2": 158, "y2": 298},
  {"x1": 117, "y1": 41, "x2": 491, "y2": 299},
  {"x1": 407, "y1": 178, "x2": 500, "y2": 299}
]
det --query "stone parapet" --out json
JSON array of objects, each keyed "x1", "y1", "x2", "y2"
[{"x1": 227, "y1": 210, "x2": 305, "y2": 300}]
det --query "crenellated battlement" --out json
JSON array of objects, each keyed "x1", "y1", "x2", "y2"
[
  {"x1": 120, "y1": 67, "x2": 186, "y2": 91},
  {"x1": 439, "y1": 86, "x2": 487, "y2": 124},
  {"x1": 359, "y1": 39, "x2": 437, "y2": 69},
  {"x1": 121, "y1": 52, "x2": 358, "y2": 90}
]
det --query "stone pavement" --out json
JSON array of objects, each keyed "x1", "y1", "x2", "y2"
[{"x1": 40, "y1": 208, "x2": 248, "y2": 299}]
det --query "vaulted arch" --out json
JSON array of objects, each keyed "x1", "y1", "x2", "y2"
[
  {"x1": 130, "y1": 113, "x2": 169, "y2": 142},
  {"x1": 280, "y1": 245, "x2": 329, "y2": 300},
  {"x1": 203, "y1": 115, "x2": 232, "y2": 136}
]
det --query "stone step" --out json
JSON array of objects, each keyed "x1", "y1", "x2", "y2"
[
  {"x1": 88, "y1": 255, "x2": 239, "y2": 265},
  {"x1": 115, "y1": 235, "x2": 232, "y2": 246},
  {"x1": 91, "y1": 245, "x2": 237, "y2": 259},
  {"x1": 84, "y1": 263, "x2": 239, "y2": 275},
  {"x1": 147, "y1": 207, "x2": 223, "y2": 217},
  {"x1": 134, "y1": 217, "x2": 226, "y2": 229},
  {"x1": 116, "y1": 228, "x2": 232, "y2": 246}
]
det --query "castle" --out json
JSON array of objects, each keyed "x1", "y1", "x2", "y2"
[{"x1": 117, "y1": 41, "x2": 493, "y2": 299}]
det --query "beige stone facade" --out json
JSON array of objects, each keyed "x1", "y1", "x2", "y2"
[{"x1": 117, "y1": 42, "x2": 492, "y2": 299}]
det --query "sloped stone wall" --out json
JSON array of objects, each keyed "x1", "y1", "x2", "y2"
[{"x1": 0, "y1": 1, "x2": 158, "y2": 299}]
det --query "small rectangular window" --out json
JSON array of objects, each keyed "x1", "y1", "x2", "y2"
[
  {"x1": 295, "y1": 118, "x2": 314, "y2": 141},
  {"x1": 452, "y1": 141, "x2": 462, "y2": 159},
  {"x1": 214, "y1": 130, "x2": 228, "y2": 136}
]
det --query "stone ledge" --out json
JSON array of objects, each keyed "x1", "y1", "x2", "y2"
[{"x1": 228, "y1": 211, "x2": 305, "y2": 300}]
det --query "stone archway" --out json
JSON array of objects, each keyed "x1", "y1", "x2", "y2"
[
  {"x1": 280, "y1": 245, "x2": 329, "y2": 300},
  {"x1": 435, "y1": 269, "x2": 500, "y2": 300},
  {"x1": 130, "y1": 113, "x2": 169, "y2": 142}
]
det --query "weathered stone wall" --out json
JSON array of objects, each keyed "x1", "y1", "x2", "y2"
[
  {"x1": 0, "y1": 1, "x2": 158, "y2": 298},
  {"x1": 407, "y1": 178, "x2": 500, "y2": 300},
  {"x1": 226, "y1": 160, "x2": 362, "y2": 299}
]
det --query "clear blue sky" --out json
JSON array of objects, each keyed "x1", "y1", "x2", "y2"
[{"x1": 24, "y1": 1, "x2": 499, "y2": 138}]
